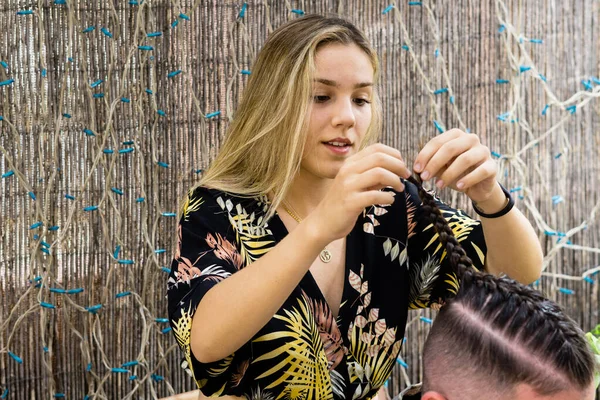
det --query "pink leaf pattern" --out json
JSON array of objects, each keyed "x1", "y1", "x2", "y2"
[
  {"x1": 176, "y1": 256, "x2": 202, "y2": 284},
  {"x1": 373, "y1": 206, "x2": 388, "y2": 216},
  {"x1": 405, "y1": 192, "x2": 418, "y2": 239},
  {"x1": 363, "y1": 293, "x2": 371, "y2": 308},
  {"x1": 368, "y1": 308, "x2": 379, "y2": 322},
  {"x1": 374, "y1": 319, "x2": 387, "y2": 336},
  {"x1": 361, "y1": 332, "x2": 374, "y2": 344},
  {"x1": 231, "y1": 359, "x2": 250, "y2": 387},
  {"x1": 205, "y1": 232, "x2": 243, "y2": 269},
  {"x1": 354, "y1": 315, "x2": 368, "y2": 329},
  {"x1": 349, "y1": 270, "x2": 362, "y2": 293},
  {"x1": 366, "y1": 345, "x2": 382, "y2": 358},
  {"x1": 383, "y1": 328, "x2": 396, "y2": 347},
  {"x1": 303, "y1": 292, "x2": 346, "y2": 370},
  {"x1": 360, "y1": 281, "x2": 368, "y2": 295}
]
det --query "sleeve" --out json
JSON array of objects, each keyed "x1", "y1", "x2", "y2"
[
  {"x1": 166, "y1": 186, "x2": 248, "y2": 395},
  {"x1": 404, "y1": 180, "x2": 487, "y2": 309}
]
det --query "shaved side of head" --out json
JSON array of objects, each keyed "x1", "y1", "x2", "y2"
[{"x1": 422, "y1": 274, "x2": 595, "y2": 400}]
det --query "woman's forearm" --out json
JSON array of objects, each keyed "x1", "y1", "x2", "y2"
[
  {"x1": 190, "y1": 215, "x2": 328, "y2": 363},
  {"x1": 475, "y1": 184, "x2": 543, "y2": 284}
]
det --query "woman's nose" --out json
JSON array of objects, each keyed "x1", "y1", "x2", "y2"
[{"x1": 331, "y1": 98, "x2": 356, "y2": 128}]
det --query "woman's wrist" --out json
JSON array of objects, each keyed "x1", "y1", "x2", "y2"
[
  {"x1": 300, "y1": 213, "x2": 333, "y2": 249},
  {"x1": 472, "y1": 183, "x2": 509, "y2": 215}
]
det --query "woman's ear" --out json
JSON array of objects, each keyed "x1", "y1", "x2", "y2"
[{"x1": 420, "y1": 391, "x2": 447, "y2": 400}]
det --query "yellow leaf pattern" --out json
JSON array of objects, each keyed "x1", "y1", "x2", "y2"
[
  {"x1": 181, "y1": 190, "x2": 205, "y2": 222},
  {"x1": 167, "y1": 182, "x2": 487, "y2": 399},
  {"x1": 215, "y1": 196, "x2": 276, "y2": 265},
  {"x1": 171, "y1": 305, "x2": 203, "y2": 388},
  {"x1": 253, "y1": 296, "x2": 334, "y2": 400}
]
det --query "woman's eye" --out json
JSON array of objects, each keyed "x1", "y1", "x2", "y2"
[
  {"x1": 314, "y1": 95, "x2": 329, "y2": 103},
  {"x1": 354, "y1": 98, "x2": 371, "y2": 106}
]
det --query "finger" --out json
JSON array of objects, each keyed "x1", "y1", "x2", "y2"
[
  {"x1": 352, "y1": 152, "x2": 411, "y2": 178},
  {"x1": 433, "y1": 166, "x2": 448, "y2": 189},
  {"x1": 349, "y1": 143, "x2": 404, "y2": 164},
  {"x1": 419, "y1": 133, "x2": 479, "y2": 181},
  {"x1": 413, "y1": 129, "x2": 464, "y2": 174},
  {"x1": 349, "y1": 167, "x2": 405, "y2": 193},
  {"x1": 454, "y1": 160, "x2": 498, "y2": 190},
  {"x1": 437, "y1": 147, "x2": 489, "y2": 189}
]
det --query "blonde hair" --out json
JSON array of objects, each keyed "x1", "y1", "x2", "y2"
[{"x1": 196, "y1": 15, "x2": 382, "y2": 221}]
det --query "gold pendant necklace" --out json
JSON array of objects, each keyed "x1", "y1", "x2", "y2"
[{"x1": 281, "y1": 201, "x2": 332, "y2": 263}]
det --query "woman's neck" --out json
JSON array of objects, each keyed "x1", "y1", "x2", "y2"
[{"x1": 283, "y1": 169, "x2": 333, "y2": 218}]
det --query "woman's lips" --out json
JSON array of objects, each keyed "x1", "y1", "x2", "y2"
[{"x1": 323, "y1": 142, "x2": 351, "y2": 155}]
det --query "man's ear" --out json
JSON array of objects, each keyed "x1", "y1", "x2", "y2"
[{"x1": 420, "y1": 391, "x2": 447, "y2": 400}]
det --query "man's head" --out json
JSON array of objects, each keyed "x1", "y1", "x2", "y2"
[{"x1": 421, "y1": 272, "x2": 596, "y2": 400}]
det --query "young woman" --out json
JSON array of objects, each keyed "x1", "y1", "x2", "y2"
[{"x1": 167, "y1": 15, "x2": 543, "y2": 400}]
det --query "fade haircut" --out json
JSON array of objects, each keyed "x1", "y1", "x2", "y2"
[{"x1": 404, "y1": 176, "x2": 596, "y2": 399}]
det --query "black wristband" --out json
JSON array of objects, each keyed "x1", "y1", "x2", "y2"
[{"x1": 472, "y1": 184, "x2": 514, "y2": 218}]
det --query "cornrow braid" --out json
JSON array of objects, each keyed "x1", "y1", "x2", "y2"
[
  {"x1": 406, "y1": 175, "x2": 475, "y2": 282},
  {"x1": 408, "y1": 175, "x2": 597, "y2": 397},
  {"x1": 457, "y1": 270, "x2": 595, "y2": 392}
]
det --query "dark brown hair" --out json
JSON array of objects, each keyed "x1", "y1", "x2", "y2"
[{"x1": 406, "y1": 175, "x2": 595, "y2": 397}]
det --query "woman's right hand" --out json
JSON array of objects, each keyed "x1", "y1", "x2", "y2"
[{"x1": 307, "y1": 143, "x2": 411, "y2": 243}]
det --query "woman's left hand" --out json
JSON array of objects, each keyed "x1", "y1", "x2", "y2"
[{"x1": 412, "y1": 129, "x2": 498, "y2": 203}]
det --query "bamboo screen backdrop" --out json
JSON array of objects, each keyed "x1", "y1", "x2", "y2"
[{"x1": 1, "y1": 0, "x2": 599, "y2": 398}]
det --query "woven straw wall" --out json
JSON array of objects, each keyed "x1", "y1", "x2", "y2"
[{"x1": 1, "y1": 0, "x2": 599, "y2": 398}]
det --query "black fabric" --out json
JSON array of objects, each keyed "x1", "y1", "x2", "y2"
[{"x1": 167, "y1": 181, "x2": 487, "y2": 399}]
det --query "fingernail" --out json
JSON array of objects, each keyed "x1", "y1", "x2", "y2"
[
  {"x1": 421, "y1": 171, "x2": 430, "y2": 180},
  {"x1": 414, "y1": 163, "x2": 421, "y2": 172},
  {"x1": 436, "y1": 180, "x2": 444, "y2": 188},
  {"x1": 457, "y1": 181, "x2": 465, "y2": 189}
]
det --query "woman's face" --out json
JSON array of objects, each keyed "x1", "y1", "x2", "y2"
[{"x1": 300, "y1": 43, "x2": 374, "y2": 180}]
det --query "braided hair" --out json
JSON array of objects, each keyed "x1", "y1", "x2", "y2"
[
  {"x1": 405, "y1": 175, "x2": 595, "y2": 397},
  {"x1": 405, "y1": 175, "x2": 475, "y2": 282}
]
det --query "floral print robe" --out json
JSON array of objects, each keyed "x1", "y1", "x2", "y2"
[{"x1": 167, "y1": 181, "x2": 486, "y2": 399}]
